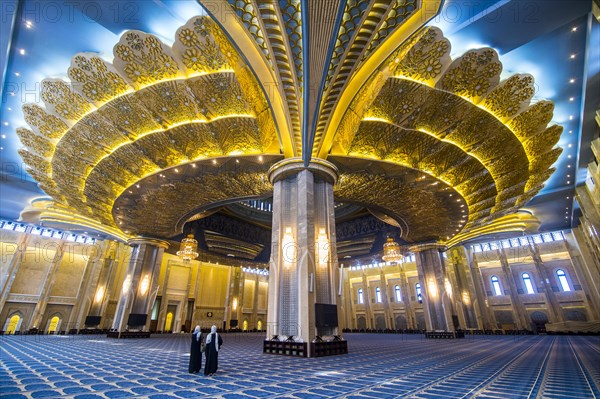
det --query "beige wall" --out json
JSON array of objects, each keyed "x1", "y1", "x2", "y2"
[{"x1": 2, "y1": 224, "x2": 599, "y2": 334}]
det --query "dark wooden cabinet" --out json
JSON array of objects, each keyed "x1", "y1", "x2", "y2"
[
  {"x1": 263, "y1": 340, "x2": 307, "y2": 357},
  {"x1": 310, "y1": 340, "x2": 348, "y2": 357}
]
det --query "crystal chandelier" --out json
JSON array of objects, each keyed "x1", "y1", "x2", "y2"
[
  {"x1": 177, "y1": 234, "x2": 199, "y2": 262},
  {"x1": 382, "y1": 236, "x2": 402, "y2": 263}
]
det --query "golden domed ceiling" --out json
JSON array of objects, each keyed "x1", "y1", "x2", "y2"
[{"x1": 17, "y1": 0, "x2": 562, "y2": 246}]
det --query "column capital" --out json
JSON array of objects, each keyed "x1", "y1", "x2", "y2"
[
  {"x1": 268, "y1": 157, "x2": 338, "y2": 184},
  {"x1": 409, "y1": 242, "x2": 447, "y2": 253},
  {"x1": 126, "y1": 237, "x2": 170, "y2": 249}
]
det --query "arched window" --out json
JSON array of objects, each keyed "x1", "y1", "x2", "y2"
[
  {"x1": 522, "y1": 272, "x2": 535, "y2": 294},
  {"x1": 416, "y1": 283, "x2": 422, "y2": 303},
  {"x1": 491, "y1": 275, "x2": 502, "y2": 296},
  {"x1": 47, "y1": 316, "x2": 60, "y2": 334},
  {"x1": 375, "y1": 287, "x2": 382, "y2": 303},
  {"x1": 357, "y1": 288, "x2": 364, "y2": 304},
  {"x1": 394, "y1": 285, "x2": 401, "y2": 302},
  {"x1": 556, "y1": 269, "x2": 571, "y2": 292}
]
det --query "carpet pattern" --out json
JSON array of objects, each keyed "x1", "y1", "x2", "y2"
[{"x1": 1, "y1": 333, "x2": 598, "y2": 398}]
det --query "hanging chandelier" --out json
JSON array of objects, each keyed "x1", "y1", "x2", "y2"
[
  {"x1": 382, "y1": 236, "x2": 402, "y2": 263},
  {"x1": 177, "y1": 234, "x2": 199, "y2": 262}
]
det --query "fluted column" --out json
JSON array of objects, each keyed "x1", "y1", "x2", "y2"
[
  {"x1": 267, "y1": 158, "x2": 339, "y2": 356},
  {"x1": 448, "y1": 248, "x2": 478, "y2": 329},
  {"x1": 564, "y1": 232, "x2": 600, "y2": 320},
  {"x1": 498, "y1": 248, "x2": 528, "y2": 329},
  {"x1": 465, "y1": 247, "x2": 497, "y2": 330},
  {"x1": 339, "y1": 266, "x2": 352, "y2": 329},
  {"x1": 29, "y1": 239, "x2": 66, "y2": 329},
  {"x1": 237, "y1": 268, "x2": 244, "y2": 327},
  {"x1": 251, "y1": 273, "x2": 260, "y2": 329},
  {"x1": 379, "y1": 268, "x2": 393, "y2": 328},
  {"x1": 527, "y1": 240, "x2": 564, "y2": 323},
  {"x1": 397, "y1": 263, "x2": 416, "y2": 329},
  {"x1": 361, "y1": 272, "x2": 373, "y2": 328},
  {"x1": 69, "y1": 240, "x2": 112, "y2": 330},
  {"x1": 0, "y1": 226, "x2": 32, "y2": 311},
  {"x1": 179, "y1": 263, "x2": 195, "y2": 332},
  {"x1": 410, "y1": 243, "x2": 454, "y2": 331},
  {"x1": 111, "y1": 238, "x2": 168, "y2": 333}
]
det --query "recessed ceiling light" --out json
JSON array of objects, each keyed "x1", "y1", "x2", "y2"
[
  {"x1": 570, "y1": 54, "x2": 575, "y2": 59},
  {"x1": 567, "y1": 181, "x2": 570, "y2": 184},
  {"x1": 0, "y1": 147, "x2": 3, "y2": 150},
  {"x1": 567, "y1": 155, "x2": 572, "y2": 158},
  {"x1": 235, "y1": 159, "x2": 239, "y2": 163},
  {"x1": 569, "y1": 97, "x2": 574, "y2": 101},
  {"x1": 572, "y1": 27, "x2": 577, "y2": 32},
  {"x1": 567, "y1": 174, "x2": 571, "y2": 177},
  {"x1": 191, "y1": 163, "x2": 196, "y2": 168},
  {"x1": 174, "y1": 168, "x2": 179, "y2": 173},
  {"x1": 7, "y1": 108, "x2": 11, "y2": 111},
  {"x1": 569, "y1": 130, "x2": 573, "y2": 134},
  {"x1": 568, "y1": 144, "x2": 572, "y2": 148},
  {"x1": 136, "y1": 184, "x2": 140, "y2": 188},
  {"x1": 569, "y1": 78, "x2": 575, "y2": 83},
  {"x1": 1, "y1": 134, "x2": 5, "y2": 139},
  {"x1": 258, "y1": 155, "x2": 263, "y2": 162},
  {"x1": 25, "y1": 20, "x2": 32, "y2": 28},
  {"x1": 212, "y1": 159, "x2": 217, "y2": 165},
  {"x1": 567, "y1": 165, "x2": 571, "y2": 168},
  {"x1": 19, "y1": 49, "x2": 25, "y2": 55},
  {"x1": 569, "y1": 115, "x2": 574, "y2": 120},
  {"x1": 15, "y1": 72, "x2": 20, "y2": 77},
  {"x1": 567, "y1": 196, "x2": 570, "y2": 199},
  {"x1": 449, "y1": 194, "x2": 453, "y2": 197}
]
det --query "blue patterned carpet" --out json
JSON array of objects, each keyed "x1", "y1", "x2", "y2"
[{"x1": 1, "y1": 333, "x2": 598, "y2": 398}]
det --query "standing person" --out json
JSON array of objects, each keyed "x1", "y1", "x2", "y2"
[
  {"x1": 204, "y1": 325, "x2": 223, "y2": 376},
  {"x1": 188, "y1": 325, "x2": 203, "y2": 373}
]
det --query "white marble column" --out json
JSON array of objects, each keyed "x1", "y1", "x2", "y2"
[
  {"x1": 111, "y1": 238, "x2": 168, "y2": 332},
  {"x1": 410, "y1": 243, "x2": 454, "y2": 331},
  {"x1": 267, "y1": 158, "x2": 339, "y2": 356}
]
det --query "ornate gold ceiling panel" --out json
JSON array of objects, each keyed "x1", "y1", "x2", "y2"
[
  {"x1": 17, "y1": 9, "x2": 562, "y2": 246},
  {"x1": 313, "y1": 0, "x2": 423, "y2": 157},
  {"x1": 219, "y1": 0, "x2": 303, "y2": 154},
  {"x1": 19, "y1": 16, "x2": 281, "y2": 233},
  {"x1": 327, "y1": 26, "x2": 562, "y2": 242},
  {"x1": 112, "y1": 156, "x2": 281, "y2": 237},
  {"x1": 330, "y1": 157, "x2": 466, "y2": 243}
]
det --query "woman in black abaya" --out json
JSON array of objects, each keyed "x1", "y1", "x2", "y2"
[
  {"x1": 188, "y1": 325, "x2": 203, "y2": 373},
  {"x1": 204, "y1": 325, "x2": 223, "y2": 376}
]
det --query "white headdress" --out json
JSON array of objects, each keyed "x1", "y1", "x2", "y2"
[{"x1": 205, "y1": 325, "x2": 219, "y2": 351}]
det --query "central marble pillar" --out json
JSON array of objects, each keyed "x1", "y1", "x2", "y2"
[
  {"x1": 267, "y1": 158, "x2": 339, "y2": 355},
  {"x1": 410, "y1": 243, "x2": 455, "y2": 331},
  {"x1": 111, "y1": 238, "x2": 169, "y2": 333}
]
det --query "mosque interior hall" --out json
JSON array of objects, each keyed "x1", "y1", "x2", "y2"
[{"x1": 0, "y1": 0, "x2": 599, "y2": 398}]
